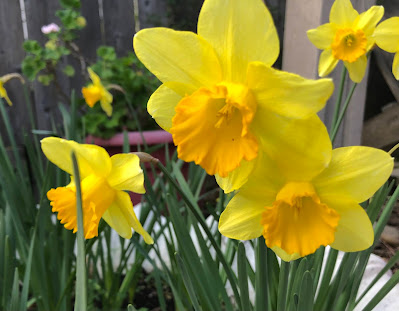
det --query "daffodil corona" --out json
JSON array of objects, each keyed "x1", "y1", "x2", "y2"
[
  {"x1": 82, "y1": 68, "x2": 113, "y2": 116},
  {"x1": 134, "y1": 0, "x2": 334, "y2": 192},
  {"x1": 307, "y1": 0, "x2": 384, "y2": 82},
  {"x1": 374, "y1": 17, "x2": 399, "y2": 80},
  {"x1": 41, "y1": 137, "x2": 153, "y2": 243},
  {"x1": 219, "y1": 136, "x2": 393, "y2": 261}
]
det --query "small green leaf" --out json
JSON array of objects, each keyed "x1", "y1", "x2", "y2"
[
  {"x1": 63, "y1": 65, "x2": 75, "y2": 77},
  {"x1": 23, "y1": 40, "x2": 42, "y2": 55}
]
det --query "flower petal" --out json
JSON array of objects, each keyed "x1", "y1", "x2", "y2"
[
  {"x1": 314, "y1": 146, "x2": 393, "y2": 203},
  {"x1": 215, "y1": 158, "x2": 256, "y2": 193},
  {"x1": 133, "y1": 28, "x2": 222, "y2": 88},
  {"x1": 107, "y1": 153, "x2": 145, "y2": 194},
  {"x1": 147, "y1": 84, "x2": 183, "y2": 132},
  {"x1": 355, "y1": 6, "x2": 384, "y2": 37},
  {"x1": 271, "y1": 247, "x2": 301, "y2": 262},
  {"x1": 88, "y1": 68, "x2": 101, "y2": 85},
  {"x1": 41, "y1": 137, "x2": 112, "y2": 178},
  {"x1": 100, "y1": 90, "x2": 113, "y2": 117},
  {"x1": 102, "y1": 191, "x2": 153, "y2": 243},
  {"x1": 219, "y1": 152, "x2": 284, "y2": 240},
  {"x1": 0, "y1": 82, "x2": 12, "y2": 106},
  {"x1": 330, "y1": 0, "x2": 358, "y2": 27},
  {"x1": 319, "y1": 49, "x2": 339, "y2": 77},
  {"x1": 248, "y1": 62, "x2": 334, "y2": 119},
  {"x1": 344, "y1": 54, "x2": 367, "y2": 83},
  {"x1": 393, "y1": 52, "x2": 399, "y2": 80},
  {"x1": 322, "y1": 196, "x2": 373, "y2": 252},
  {"x1": 197, "y1": 0, "x2": 279, "y2": 82},
  {"x1": 374, "y1": 17, "x2": 399, "y2": 53},
  {"x1": 307, "y1": 23, "x2": 336, "y2": 50},
  {"x1": 253, "y1": 112, "x2": 332, "y2": 181}
]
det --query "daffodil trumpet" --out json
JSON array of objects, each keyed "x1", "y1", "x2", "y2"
[
  {"x1": 134, "y1": 0, "x2": 334, "y2": 193},
  {"x1": 0, "y1": 73, "x2": 25, "y2": 106},
  {"x1": 41, "y1": 137, "x2": 153, "y2": 243}
]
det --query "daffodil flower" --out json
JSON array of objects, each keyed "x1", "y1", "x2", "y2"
[
  {"x1": 307, "y1": 0, "x2": 384, "y2": 82},
  {"x1": 134, "y1": 0, "x2": 334, "y2": 192},
  {"x1": 41, "y1": 137, "x2": 153, "y2": 243},
  {"x1": 374, "y1": 17, "x2": 399, "y2": 80},
  {"x1": 0, "y1": 73, "x2": 25, "y2": 106},
  {"x1": 219, "y1": 131, "x2": 393, "y2": 261},
  {"x1": 82, "y1": 68, "x2": 113, "y2": 116}
]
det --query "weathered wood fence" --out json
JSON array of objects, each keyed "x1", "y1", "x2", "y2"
[{"x1": 0, "y1": 0, "x2": 396, "y2": 149}]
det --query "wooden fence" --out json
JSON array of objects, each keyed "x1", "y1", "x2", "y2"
[{"x1": 0, "y1": 0, "x2": 395, "y2": 149}]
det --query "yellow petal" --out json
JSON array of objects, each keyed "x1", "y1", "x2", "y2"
[
  {"x1": 307, "y1": 23, "x2": 336, "y2": 50},
  {"x1": 197, "y1": 0, "x2": 279, "y2": 82},
  {"x1": 0, "y1": 82, "x2": 12, "y2": 106},
  {"x1": 215, "y1": 158, "x2": 256, "y2": 193},
  {"x1": 133, "y1": 28, "x2": 222, "y2": 88},
  {"x1": 344, "y1": 54, "x2": 367, "y2": 83},
  {"x1": 88, "y1": 67, "x2": 101, "y2": 86},
  {"x1": 219, "y1": 152, "x2": 284, "y2": 240},
  {"x1": 355, "y1": 6, "x2": 384, "y2": 37},
  {"x1": 253, "y1": 112, "x2": 332, "y2": 181},
  {"x1": 321, "y1": 196, "x2": 374, "y2": 252},
  {"x1": 271, "y1": 247, "x2": 301, "y2": 262},
  {"x1": 393, "y1": 52, "x2": 399, "y2": 80},
  {"x1": 374, "y1": 17, "x2": 399, "y2": 53},
  {"x1": 330, "y1": 0, "x2": 358, "y2": 27},
  {"x1": 41, "y1": 137, "x2": 112, "y2": 178},
  {"x1": 314, "y1": 146, "x2": 393, "y2": 203},
  {"x1": 107, "y1": 153, "x2": 145, "y2": 194},
  {"x1": 248, "y1": 62, "x2": 333, "y2": 119},
  {"x1": 147, "y1": 84, "x2": 183, "y2": 132},
  {"x1": 103, "y1": 191, "x2": 153, "y2": 243},
  {"x1": 100, "y1": 90, "x2": 113, "y2": 117},
  {"x1": 319, "y1": 49, "x2": 339, "y2": 77}
]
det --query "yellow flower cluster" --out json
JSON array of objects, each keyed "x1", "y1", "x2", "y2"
[
  {"x1": 132, "y1": 0, "x2": 394, "y2": 260},
  {"x1": 42, "y1": 0, "x2": 397, "y2": 260}
]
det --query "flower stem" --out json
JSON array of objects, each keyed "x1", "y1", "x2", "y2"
[
  {"x1": 330, "y1": 83, "x2": 357, "y2": 143},
  {"x1": 330, "y1": 66, "x2": 347, "y2": 133}
]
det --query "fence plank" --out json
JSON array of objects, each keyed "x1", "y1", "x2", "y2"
[
  {"x1": 0, "y1": 0, "x2": 29, "y2": 145},
  {"x1": 24, "y1": 0, "x2": 68, "y2": 133},
  {"x1": 283, "y1": 0, "x2": 374, "y2": 147},
  {"x1": 138, "y1": 0, "x2": 169, "y2": 29},
  {"x1": 102, "y1": 0, "x2": 135, "y2": 56}
]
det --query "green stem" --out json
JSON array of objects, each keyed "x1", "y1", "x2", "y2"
[
  {"x1": 330, "y1": 82, "x2": 357, "y2": 143},
  {"x1": 156, "y1": 161, "x2": 242, "y2": 308},
  {"x1": 255, "y1": 237, "x2": 268, "y2": 311},
  {"x1": 330, "y1": 66, "x2": 347, "y2": 133},
  {"x1": 277, "y1": 261, "x2": 290, "y2": 311}
]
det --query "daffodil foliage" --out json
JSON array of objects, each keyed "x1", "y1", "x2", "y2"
[
  {"x1": 134, "y1": 0, "x2": 334, "y2": 192},
  {"x1": 82, "y1": 68, "x2": 113, "y2": 116},
  {"x1": 219, "y1": 132, "x2": 393, "y2": 261},
  {"x1": 41, "y1": 137, "x2": 153, "y2": 243},
  {"x1": 307, "y1": 0, "x2": 384, "y2": 82}
]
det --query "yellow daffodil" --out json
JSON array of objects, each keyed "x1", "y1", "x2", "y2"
[
  {"x1": 82, "y1": 68, "x2": 113, "y2": 116},
  {"x1": 0, "y1": 73, "x2": 25, "y2": 106},
  {"x1": 219, "y1": 131, "x2": 393, "y2": 261},
  {"x1": 307, "y1": 0, "x2": 384, "y2": 82},
  {"x1": 374, "y1": 17, "x2": 399, "y2": 80},
  {"x1": 41, "y1": 137, "x2": 153, "y2": 243},
  {"x1": 134, "y1": 0, "x2": 334, "y2": 192}
]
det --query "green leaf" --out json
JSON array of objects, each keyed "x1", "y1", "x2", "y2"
[
  {"x1": 63, "y1": 65, "x2": 75, "y2": 77},
  {"x1": 97, "y1": 46, "x2": 117, "y2": 61},
  {"x1": 38, "y1": 74, "x2": 54, "y2": 86},
  {"x1": 23, "y1": 40, "x2": 42, "y2": 55},
  {"x1": 60, "y1": 0, "x2": 81, "y2": 9},
  {"x1": 21, "y1": 56, "x2": 46, "y2": 80}
]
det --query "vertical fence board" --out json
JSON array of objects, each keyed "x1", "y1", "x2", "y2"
[
  {"x1": 102, "y1": 0, "x2": 135, "y2": 56},
  {"x1": 0, "y1": 0, "x2": 29, "y2": 145},
  {"x1": 24, "y1": 0, "x2": 67, "y2": 132},
  {"x1": 138, "y1": 0, "x2": 169, "y2": 29},
  {"x1": 283, "y1": 0, "x2": 373, "y2": 147}
]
